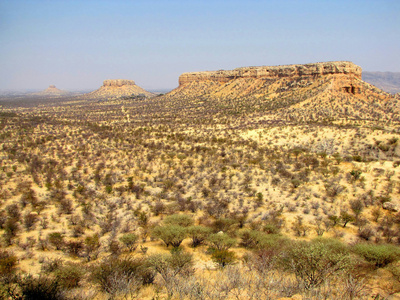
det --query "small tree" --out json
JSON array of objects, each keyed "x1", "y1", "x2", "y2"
[
  {"x1": 239, "y1": 229, "x2": 270, "y2": 249},
  {"x1": 84, "y1": 234, "x2": 101, "y2": 261},
  {"x1": 340, "y1": 210, "x2": 355, "y2": 228},
  {"x1": 282, "y1": 238, "x2": 351, "y2": 289},
  {"x1": 211, "y1": 250, "x2": 236, "y2": 268},
  {"x1": 207, "y1": 233, "x2": 236, "y2": 251},
  {"x1": 147, "y1": 251, "x2": 193, "y2": 298},
  {"x1": 187, "y1": 225, "x2": 211, "y2": 247},
  {"x1": 163, "y1": 214, "x2": 194, "y2": 227},
  {"x1": 349, "y1": 199, "x2": 364, "y2": 222},
  {"x1": 47, "y1": 232, "x2": 64, "y2": 250},
  {"x1": 119, "y1": 233, "x2": 138, "y2": 252},
  {"x1": 152, "y1": 225, "x2": 187, "y2": 248}
]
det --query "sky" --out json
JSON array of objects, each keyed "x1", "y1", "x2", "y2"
[{"x1": 0, "y1": 0, "x2": 399, "y2": 91}]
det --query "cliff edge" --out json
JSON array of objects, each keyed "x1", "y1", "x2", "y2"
[{"x1": 179, "y1": 61, "x2": 361, "y2": 86}]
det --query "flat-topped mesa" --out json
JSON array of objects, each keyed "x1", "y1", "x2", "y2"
[
  {"x1": 103, "y1": 79, "x2": 135, "y2": 87},
  {"x1": 86, "y1": 78, "x2": 154, "y2": 99},
  {"x1": 178, "y1": 61, "x2": 362, "y2": 87}
]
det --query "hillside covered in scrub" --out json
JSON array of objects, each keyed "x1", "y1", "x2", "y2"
[{"x1": 1, "y1": 61, "x2": 400, "y2": 299}]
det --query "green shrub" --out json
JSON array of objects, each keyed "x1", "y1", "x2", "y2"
[
  {"x1": 353, "y1": 243, "x2": 400, "y2": 268},
  {"x1": 187, "y1": 225, "x2": 212, "y2": 247},
  {"x1": 211, "y1": 250, "x2": 236, "y2": 268},
  {"x1": 281, "y1": 238, "x2": 351, "y2": 288},
  {"x1": 163, "y1": 214, "x2": 194, "y2": 227},
  {"x1": 147, "y1": 250, "x2": 194, "y2": 280},
  {"x1": 54, "y1": 263, "x2": 84, "y2": 289},
  {"x1": 263, "y1": 223, "x2": 281, "y2": 234},
  {"x1": 84, "y1": 234, "x2": 101, "y2": 261},
  {"x1": 91, "y1": 257, "x2": 154, "y2": 295},
  {"x1": 240, "y1": 229, "x2": 269, "y2": 249},
  {"x1": 211, "y1": 218, "x2": 239, "y2": 234},
  {"x1": 207, "y1": 233, "x2": 236, "y2": 251},
  {"x1": 152, "y1": 225, "x2": 187, "y2": 248},
  {"x1": 47, "y1": 232, "x2": 64, "y2": 250},
  {"x1": 0, "y1": 250, "x2": 17, "y2": 278},
  {"x1": 240, "y1": 229, "x2": 287, "y2": 249},
  {"x1": 119, "y1": 233, "x2": 138, "y2": 252},
  {"x1": 147, "y1": 251, "x2": 193, "y2": 298}
]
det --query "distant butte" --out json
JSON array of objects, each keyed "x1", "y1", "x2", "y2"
[
  {"x1": 86, "y1": 79, "x2": 154, "y2": 99},
  {"x1": 30, "y1": 85, "x2": 70, "y2": 96}
]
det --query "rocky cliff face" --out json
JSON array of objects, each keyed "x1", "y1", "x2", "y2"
[
  {"x1": 160, "y1": 61, "x2": 396, "y2": 124},
  {"x1": 170, "y1": 61, "x2": 366, "y2": 100},
  {"x1": 178, "y1": 61, "x2": 362, "y2": 86},
  {"x1": 86, "y1": 79, "x2": 154, "y2": 99},
  {"x1": 102, "y1": 79, "x2": 136, "y2": 87}
]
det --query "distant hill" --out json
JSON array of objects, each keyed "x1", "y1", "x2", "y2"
[
  {"x1": 363, "y1": 72, "x2": 400, "y2": 94},
  {"x1": 85, "y1": 79, "x2": 154, "y2": 99},
  {"x1": 29, "y1": 85, "x2": 71, "y2": 97}
]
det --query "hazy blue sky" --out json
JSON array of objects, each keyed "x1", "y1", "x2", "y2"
[{"x1": 0, "y1": 0, "x2": 399, "y2": 91}]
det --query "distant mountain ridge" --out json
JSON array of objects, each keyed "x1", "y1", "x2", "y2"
[{"x1": 363, "y1": 71, "x2": 400, "y2": 94}]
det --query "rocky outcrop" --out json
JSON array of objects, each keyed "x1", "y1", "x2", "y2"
[
  {"x1": 86, "y1": 79, "x2": 154, "y2": 99},
  {"x1": 162, "y1": 61, "x2": 398, "y2": 124},
  {"x1": 102, "y1": 79, "x2": 136, "y2": 87},
  {"x1": 382, "y1": 202, "x2": 399, "y2": 212},
  {"x1": 179, "y1": 61, "x2": 362, "y2": 87}
]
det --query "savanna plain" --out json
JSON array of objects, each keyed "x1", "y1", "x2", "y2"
[{"x1": 1, "y1": 62, "x2": 400, "y2": 299}]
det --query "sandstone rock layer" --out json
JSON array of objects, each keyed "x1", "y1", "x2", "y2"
[
  {"x1": 178, "y1": 61, "x2": 362, "y2": 86},
  {"x1": 102, "y1": 79, "x2": 136, "y2": 87}
]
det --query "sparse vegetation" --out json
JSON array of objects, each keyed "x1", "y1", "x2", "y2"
[{"x1": 0, "y1": 69, "x2": 399, "y2": 298}]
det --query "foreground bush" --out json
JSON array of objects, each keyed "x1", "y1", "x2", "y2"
[
  {"x1": 54, "y1": 263, "x2": 84, "y2": 289},
  {"x1": 91, "y1": 256, "x2": 155, "y2": 297},
  {"x1": 0, "y1": 250, "x2": 18, "y2": 278},
  {"x1": 281, "y1": 238, "x2": 351, "y2": 289},
  {"x1": 147, "y1": 250, "x2": 194, "y2": 298},
  {"x1": 353, "y1": 243, "x2": 400, "y2": 268},
  {"x1": 17, "y1": 275, "x2": 63, "y2": 300}
]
